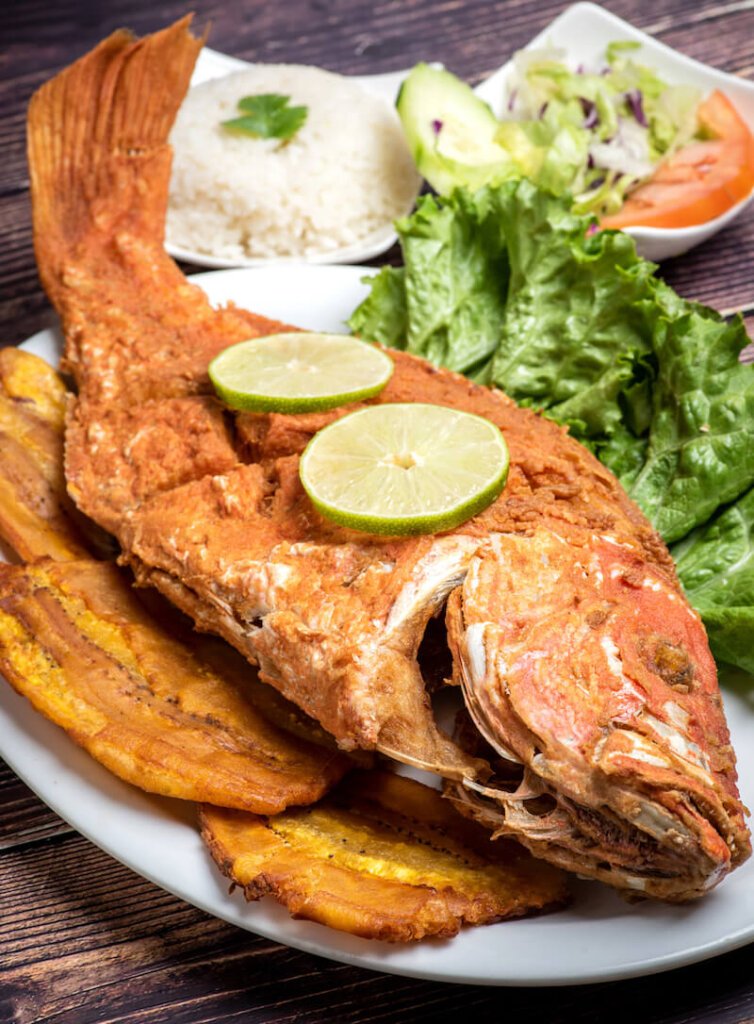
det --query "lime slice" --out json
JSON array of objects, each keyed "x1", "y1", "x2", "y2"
[
  {"x1": 208, "y1": 332, "x2": 394, "y2": 413},
  {"x1": 299, "y1": 403, "x2": 509, "y2": 536}
]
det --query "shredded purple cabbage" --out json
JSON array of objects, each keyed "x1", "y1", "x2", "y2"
[
  {"x1": 507, "y1": 88, "x2": 518, "y2": 112},
  {"x1": 589, "y1": 176, "x2": 606, "y2": 191},
  {"x1": 580, "y1": 98, "x2": 599, "y2": 129},
  {"x1": 538, "y1": 102, "x2": 548, "y2": 118},
  {"x1": 431, "y1": 119, "x2": 443, "y2": 135},
  {"x1": 626, "y1": 89, "x2": 648, "y2": 127}
]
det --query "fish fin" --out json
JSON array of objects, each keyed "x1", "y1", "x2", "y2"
[{"x1": 27, "y1": 17, "x2": 202, "y2": 300}]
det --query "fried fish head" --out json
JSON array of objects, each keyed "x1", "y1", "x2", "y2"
[
  {"x1": 200, "y1": 769, "x2": 568, "y2": 942},
  {"x1": 448, "y1": 528, "x2": 751, "y2": 901},
  {"x1": 0, "y1": 558, "x2": 350, "y2": 812}
]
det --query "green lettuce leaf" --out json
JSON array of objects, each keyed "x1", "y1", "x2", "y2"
[
  {"x1": 349, "y1": 266, "x2": 407, "y2": 350},
  {"x1": 547, "y1": 359, "x2": 649, "y2": 485},
  {"x1": 674, "y1": 485, "x2": 754, "y2": 674},
  {"x1": 628, "y1": 285, "x2": 754, "y2": 542},
  {"x1": 489, "y1": 180, "x2": 655, "y2": 411},
  {"x1": 351, "y1": 191, "x2": 509, "y2": 375},
  {"x1": 400, "y1": 192, "x2": 509, "y2": 373}
]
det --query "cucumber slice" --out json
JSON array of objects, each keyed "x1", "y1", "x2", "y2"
[{"x1": 396, "y1": 63, "x2": 514, "y2": 194}]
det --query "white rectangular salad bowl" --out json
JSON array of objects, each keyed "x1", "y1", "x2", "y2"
[{"x1": 476, "y1": 2, "x2": 754, "y2": 261}]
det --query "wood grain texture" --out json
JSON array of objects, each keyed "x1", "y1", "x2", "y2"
[
  {"x1": 2, "y1": 1, "x2": 754, "y2": 1022},
  {"x1": 2, "y1": 769, "x2": 754, "y2": 1024},
  {"x1": 0, "y1": 762, "x2": 68, "y2": 852},
  {"x1": 2, "y1": 771, "x2": 754, "y2": 1024}
]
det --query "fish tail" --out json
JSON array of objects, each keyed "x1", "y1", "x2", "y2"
[{"x1": 27, "y1": 17, "x2": 202, "y2": 306}]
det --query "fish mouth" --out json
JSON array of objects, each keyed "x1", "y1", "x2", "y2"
[{"x1": 446, "y1": 763, "x2": 729, "y2": 901}]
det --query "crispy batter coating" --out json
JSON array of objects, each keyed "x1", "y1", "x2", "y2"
[
  {"x1": 200, "y1": 770, "x2": 568, "y2": 942},
  {"x1": 27, "y1": 17, "x2": 750, "y2": 901},
  {"x1": 0, "y1": 349, "x2": 100, "y2": 560},
  {"x1": 0, "y1": 559, "x2": 349, "y2": 812}
]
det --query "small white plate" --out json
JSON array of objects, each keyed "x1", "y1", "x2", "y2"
[
  {"x1": 173, "y1": 3, "x2": 754, "y2": 267},
  {"x1": 474, "y1": 2, "x2": 754, "y2": 261},
  {"x1": 3, "y1": 263, "x2": 754, "y2": 987},
  {"x1": 166, "y1": 53, "x2": 421, "y2": 269}
]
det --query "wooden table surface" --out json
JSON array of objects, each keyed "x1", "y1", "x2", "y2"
[{"x1": 2, "y1": 1, "x2": 754, "y2": 1021}]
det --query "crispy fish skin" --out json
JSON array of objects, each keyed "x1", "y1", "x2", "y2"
[
  {"x1": 0, "y1": 349, "x2": 94, "y2": 561},
  {"x1": 200, "y1": 770, "x2": 568, "y2": 942},
  {"x1": 117, "y1": 362, "x2": 665, "y2": 780},
  {"x1": 27, "y1": 19, "x2": 750, "y2": 899},
  {"x1": 0, "y1": 559, "x2": 349, "y2": 812}
]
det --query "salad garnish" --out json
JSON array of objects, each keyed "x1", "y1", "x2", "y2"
[{"x1": 397, "y1": 42, "x2": 754, "y2": 227}]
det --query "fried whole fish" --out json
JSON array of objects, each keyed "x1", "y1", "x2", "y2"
[{"x1": 28, "y1": 18, "x2": 750, "y2": 900}]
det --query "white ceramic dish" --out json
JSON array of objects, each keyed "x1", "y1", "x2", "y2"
[
  {"x1": 173, "y1": 3, "x2": 754, "y2": 268},
  {"x1": 167, "y1": 52, "x2": 421, "y2": 269},
  {"x1": 3, "y1": 263, "x2": 754, "y2": 987},
  {"x1": 474, "y1": 2, "x2": 754, "y2": 261}
]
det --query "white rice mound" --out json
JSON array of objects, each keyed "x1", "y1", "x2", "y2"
[{"x1": 167, "y1": 65, "x2": 422, "y2": 260}]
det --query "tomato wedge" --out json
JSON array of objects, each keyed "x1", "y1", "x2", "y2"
[
  {"x1": 696, "y1": 89, "x2": 752, "y2": 142},
  {"x1": 601, "y1": 91, "x2": 754, "y2": 230}
]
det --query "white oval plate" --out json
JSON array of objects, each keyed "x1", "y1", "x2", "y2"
[
  {"x1": 174, "y1": 3, "x2": 754, "y2": 267},
  {"x1": 3, "y1": 264, "x2": 754, "y2": 986}
]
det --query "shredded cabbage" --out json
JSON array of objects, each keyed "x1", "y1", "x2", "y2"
[{"x1": 497, "y1": 41, "x2": 702, "y2": 215}]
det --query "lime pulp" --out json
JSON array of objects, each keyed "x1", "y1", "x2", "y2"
[
  {"x1": 299, "y1": 403, "x2": 509, "y2": 536},
  {"x1": 208, "y1": 332, "x2": 394, "y2": 413}
]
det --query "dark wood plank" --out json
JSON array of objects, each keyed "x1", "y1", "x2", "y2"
[
  {"x1": 2, "y1": 828, "x2": 754, "y2": 1024},
  {"x1": 0, "y1": 761, "x2": 71, "y2": 851}
]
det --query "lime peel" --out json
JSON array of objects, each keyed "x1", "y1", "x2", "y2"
[
  {"x1": 299, "y1": 403, "x2": 509, "y2": 536},
  {"x1": 209, "y1": 332, "x2": 394, "y2": 413}
]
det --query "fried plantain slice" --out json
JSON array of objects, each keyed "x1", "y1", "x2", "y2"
[
  {"x1": 200, "y1": 770, "x2": 568, "y2": 942},
  {"x1": 0, "y1": 349, "x2": 108, "y2": 560},
  {"x1": 0, "y1": 558, "x2": 350, "y2": 811}
]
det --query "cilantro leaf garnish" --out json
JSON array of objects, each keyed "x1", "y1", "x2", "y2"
[{"x1": 221, "y1": 93, "x2": 308, "y2": 141}]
